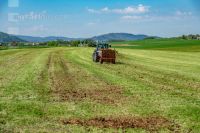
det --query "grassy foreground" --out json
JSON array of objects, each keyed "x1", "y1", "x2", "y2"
[{"x1": 0, "y1": 43, "x2": 200, "y2": 132}]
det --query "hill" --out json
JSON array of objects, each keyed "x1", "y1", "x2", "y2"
[
  {"x1": 91, "y1": 33, "x2": 150, "y2": 41},
  {"x1": 16, "y1": 35, "x2": 77, "y2": 42},
  {"x1": 17, "y1": 33, "x2": 151, "y2": 42},
  {"x1": 0, "y1": 32, "x2": 155, "y2": 42},
  {"x1": 0, "y1": 32, "x2": 26, "y2": 42}
]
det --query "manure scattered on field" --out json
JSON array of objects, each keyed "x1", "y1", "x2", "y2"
[
  {"x1": 56, "y1": 86, "x2": 123, "y2": 104},
  {"x1": 62, "y1": 116, "x2": 180, "y2": 132},
  {"x1": 47, "y1": 52, "x2": 125, "y2": 105}
]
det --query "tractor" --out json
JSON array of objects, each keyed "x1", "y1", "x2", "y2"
[{"x1": 92, "y1": 42, "x2": 116, "y2": 64}]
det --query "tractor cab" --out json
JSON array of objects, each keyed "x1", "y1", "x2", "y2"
[{"x1": 96, "y1": 43, "x2": 110, "y2": 50}]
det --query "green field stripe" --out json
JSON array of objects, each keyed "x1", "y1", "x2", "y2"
[
  {"x1": 0, "y1": 49, "x2": 52, "y2": 98},
  {"x1": 118, "y1": 49, "x2": 200, "y2": 80},
  {"x1": 1, "y1": 47, "x2": 200, "y2": 132},
  {"x1": 119, "y1": 49, "x2": 200, "y2": 65},
  {"x1": 67, "y1": 48, "x2": 200, "y2": 101},
  {"x1": 65, "y1": 48, "x2": 200, "y2": 117}
]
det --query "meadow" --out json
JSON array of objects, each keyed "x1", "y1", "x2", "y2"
[
  {"x1": 0, "y1": 39, "x2": 200, "y2": 132},
  {"x1": 111, "y1": 39, "x2": 200, "y2": 52}
]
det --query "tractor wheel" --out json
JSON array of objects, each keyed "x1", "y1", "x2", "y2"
[
  {"x1": 96, "y1": 56, "x2": 100, "y2": 62},
  {"x1": 93, "y1": 53, "x2": 99, "y2": 62},
  {"x1": 112, "y1": 59, "x2": 116, "y2": 64},
  {"x1": 100, "y1": 59, "x2": 104, "y2": 64},
  {"x1": 95, "y1": 55, "x2": 100, "y2": 62}
]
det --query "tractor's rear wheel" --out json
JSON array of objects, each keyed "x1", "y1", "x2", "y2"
[
  {"x1": 112, "y1": 59, "x2": 116, "y2": 64},
  {"x1": 100, "y1": 59, "x2": 104, "y2": 64},
  {"x1": 93, "y1": 53, "x2": 99, "y2": 62},
  {"x1": 96, "y1": 56, "x2": 100, "y2": 62}
]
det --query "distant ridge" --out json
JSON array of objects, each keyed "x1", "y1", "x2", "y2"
[
  {"x1": 0, "y1": 32, "x2": 26, "y2": 43},
  {"x1": 16, "y1": 33, "x2": 153, "y2": 42},
  {"x1": 0, "y1": 31, "x2": 156, "y2": 43},
  {"x1": 91, "y1": 33, "x2": 149, "y2": 41},
  {"x1": 16, "y1": 35, "x2": 77, "y2": 42}
]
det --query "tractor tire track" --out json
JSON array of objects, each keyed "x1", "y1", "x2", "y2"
[{"x1": 48, "y1": 51, "x2": 126, "y2": 105}]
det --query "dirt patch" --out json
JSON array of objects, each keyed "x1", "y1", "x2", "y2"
[
  {"x1": 56, "y1": 86, "x2": 123, "y2": 104},
  {"x1": 48, "y1": 52, "x2": 125, "y2": 105},
  {"x1": 62, "y1": 116, "x2": 180, "y2": 132},
  {"x1": 39, "y1": 54, "x2": 52, "y2": 79}
]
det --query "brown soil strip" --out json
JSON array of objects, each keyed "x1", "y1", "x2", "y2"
[
  {"x1": 38, "y1": 53, "x2": 52, "y2": 81},
  {"x1": 34, "y1": 53, "x2": 53, "y2": 99},
  {"x1": 58, "y1": 86, "x2": 123, "y2": 104},
  {"x1": 48, "y1": 51, "x2": 124, "y2": 105},
  {"x1": 62, "y1": 116, "x2": 180, "y2": 132}
]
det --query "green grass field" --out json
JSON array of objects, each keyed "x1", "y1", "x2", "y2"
[
  {"x1": 0, "y1": 39, "x2": 200, "y2": 132},
  {"x1": 111, "y1": 39, "x2": 200, "y2": 52}
]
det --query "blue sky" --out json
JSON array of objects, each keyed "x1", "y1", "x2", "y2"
[{"x1": 0, "y1": 0, "x2": 200, "y2": 37}]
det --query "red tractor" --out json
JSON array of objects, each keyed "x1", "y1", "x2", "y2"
[{"x1": 93, "y1": 43, "x2": 116, "y2": 64}]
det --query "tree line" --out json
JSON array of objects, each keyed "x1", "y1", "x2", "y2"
[
  {"x1": 39, "y1": 39, "x2": 97, "y2": 47},
  {"x1": 180, "y1": 34, "x2": 200, "y2": 40},
  {"x1": 1, "y1": 39, "x2": 98, "y2": 47}
]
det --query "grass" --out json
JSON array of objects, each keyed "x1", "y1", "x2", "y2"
[
  {"x1": 0, "y1": 39, "x2": 200, "y2": 132},
  {"x1": 0, "y1": 46, "x2": 9, "y2": 50},
  {"x1": 111, "y1": 38, "x2": 200, "y2": 51}
]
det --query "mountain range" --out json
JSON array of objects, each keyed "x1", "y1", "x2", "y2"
[
  {"x1": 0, "y1": 32, "x2": 154, "y2": 43},
  {"x1": 92, "y1": 33, "x2": 148, "y2": 41},
  {"x1": 16, "y1": 35, "x2": 76, "y2": 43},
  {"x1": 0, "y1": 32, "x2": 26, "y2": 43}
]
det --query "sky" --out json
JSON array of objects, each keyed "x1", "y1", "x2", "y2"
[{"x1": 0, "y1": 0, "x2": 200, "y2": 37}]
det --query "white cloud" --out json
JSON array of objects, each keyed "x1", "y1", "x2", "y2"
[
  {"x1": 87, "y1": 8, "x2": 100, "y2": 14},
  {"x1": 87, "y1": 4, "x2": 149, "y2": 14},
  {"x1": 121, "y1": 10, "x2": 194, "y2": 22},
  {"x1": 113, "y1": 5, "x2": 149, "y2": 14},
  {"x1": 176, "y1": 11, "x2": 192, "y2": 16},
  {"x1": 121, "y1": 15, "x2": 143, "y2": 20},
  {"x1": 101, "y1": 7, "x2": 109, "y2": 12}
]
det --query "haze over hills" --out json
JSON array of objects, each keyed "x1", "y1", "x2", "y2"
[
  {"x1": 0, "y1": 32, "x2": 26, "y2": 43},
  {"x1": 92, "y1": 33, "x2": 149, "y2": 41},
  {"x1": 17, "y1": 33, "x2": 152, "y2": 42},
  {"x1": 16, "y1": 35, "x2": 77, "y2": 43},
  {"x1": 0, "y1": 31, "x2": 154, "y2": 43}
]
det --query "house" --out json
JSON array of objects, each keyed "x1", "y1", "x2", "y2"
[{"x1": 197, "y1": 37, "x2": 200, "y2": 40}]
